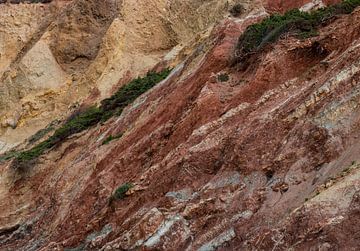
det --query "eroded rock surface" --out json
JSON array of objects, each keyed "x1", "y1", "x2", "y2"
[
  {"x1": 1, "y1": 0, "x2": 360, "y2": 250},
  {"x1": 0, "y1": 0, "x2": 251, "y2": 153}
]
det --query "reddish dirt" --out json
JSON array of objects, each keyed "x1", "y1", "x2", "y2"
[
  {"x1": 1, "y1": 2, "x2": 360, "y2": 251},
  {"x1": 265, "y1": 0, "x2": 341, "y2": 12}
]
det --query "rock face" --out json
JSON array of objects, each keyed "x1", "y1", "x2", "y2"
[
  {"x1": 0, "y1": 0, "x2": 249, "y2": 153},
  {"x1": 2, "y1": 0, "x2": 360, "y2": 250},
  {"x1": 264, "y1": 0, "x2": 340, "y2": 12}
]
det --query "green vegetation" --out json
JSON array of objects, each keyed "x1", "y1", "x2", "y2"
[
  {"x1": 235, "y1": 0, "x2": 360, "y2": 60},
  {"x1": 218, "y1": 73, "x2": 230, "y2": 82},
  {"x1": 11, "y1": 69, "x2": 172, "y2": 168},
  {"x1": 100, "y1": 68, "x2": 172, "y2": 119},
  {"x1": 111, "y1": 183, "x2": 133, "y2": 201},
  {"x1": 28, "y1": 120, "x2": 60, "y2": 145},
  {"x1": 102, "y1": 133, "x2": 123, "y2": 145},
  {"x1": 0, "y1": 151, "x2": 18, "y2": 163},
  {"x1": 13, "y1": 106, "x2": 104, "y2": 166}
]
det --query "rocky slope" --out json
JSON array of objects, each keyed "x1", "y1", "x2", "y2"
[
  {"x1": 0, "y1": 0, "x2": 246, "y2": 153},
  {"x1": 1, "y1": 0, "x2": 360, "y2": 250}
]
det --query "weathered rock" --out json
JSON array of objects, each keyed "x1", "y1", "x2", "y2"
[{"x1": 1, "y1": 0, "x2": 360, "y2": 250}]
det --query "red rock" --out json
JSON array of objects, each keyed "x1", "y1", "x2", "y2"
[{"x1": 2, "y1": 1, "x2": 360, "y2": 250}]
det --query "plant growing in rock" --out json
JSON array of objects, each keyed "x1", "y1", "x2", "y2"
[
  {"x1": 100, "y1": 69, "x2": 172, "y2": 117},
  {"x1": 218, "y1": 73, "x2": 230, "y2": 82},
  {"x1": 28, "y1": 120, "x2": 59, "y2": 145},
  {"x1": 12, "y1": 69, "x2": 172, "y2": 169},
  {"x1": 234, "y1": 0, "x2": 360, "y2": 62},
  {"x1": 102, "y1": 133, "x2": 123, "y2": 145},
  {"x1": 0, "y1": 150, "x2": 18, "y2": 163},
  {"x1": 110, "y1": 183, "x2": 133, "y2": 201}
]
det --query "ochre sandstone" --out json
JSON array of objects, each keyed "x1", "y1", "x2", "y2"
[{"x1": 1, "y1": 0, "x2": 360, "y2": 250}]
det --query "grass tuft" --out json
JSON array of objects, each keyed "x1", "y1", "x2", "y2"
[
  {"x1": 102, "y1": 133, "x2": 123, "y2": 145},
  {"x1": 110, "y1": 183, "x2": 133, "y2": 202},
  {"x1": 0, "y1": 151, "x2": 18, "y2": 163},
  {"x1": 218, "y1": 73, "x2": 230, "y2": 82}
]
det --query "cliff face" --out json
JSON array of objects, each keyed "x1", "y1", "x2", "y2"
[
  {"x1": 2, "y1": 0, "x2": 360, "y2": 250},
  {"x1": 0, "y1": 0, "x2": 253, "y2": 153}
]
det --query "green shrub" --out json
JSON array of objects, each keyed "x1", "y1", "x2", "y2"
[
  {"x1": 102, "y1": 133, "x2": 123, "y2": 145},
  {"x1": 28, "y1": 120, "x2": 59, "y2": 145},
  {"x1": 218, "y1": 73, "x2": 230, "y2": 82},
  {"x1": 111, "y1": 183, "x2": 133, "y2": 201},
  {"x1": 0, "y1": 151, "x2": 18, "y2": 163},
  {"x1": 12, "y1": 69, "x2": 172, "y2": 168},
  {"x1": 52, "y1": 106, "x2": 104, "y2": 141},
  {"x1": 100, "y1": 69, "x2": 172, "y2": 114},
  {"x1": 235, "y1": 0, "x2": 360, "y2": 61},
  {"x1": 14, "y1": 139, "x2": 53, "y2": 164},
  {"x1": 13, "y1": 106, "x2": 103, "y2": 166}
]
